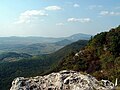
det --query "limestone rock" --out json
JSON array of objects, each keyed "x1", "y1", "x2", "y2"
[{"x1": 10, "y1": 70, "x2": 114, "y2": 90}]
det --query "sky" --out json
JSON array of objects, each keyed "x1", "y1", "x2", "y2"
[{"x1": 0, "y1": 0, "x2": 120, "y2": 37}]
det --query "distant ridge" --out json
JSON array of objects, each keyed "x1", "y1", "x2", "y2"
[
  {"x1": 0, "y1": 33, "x2": 91, "y2": 55},
  {"x1": 0, "y1": 33, "x2": 91, "y2": 44},
  {"x1": 67, "y1": 33, "x2": 91, "y2": 41}
]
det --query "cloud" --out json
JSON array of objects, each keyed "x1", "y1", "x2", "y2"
[
  {"x1": 68, "y1": 18, "x2": 91, "y2": 23},
  {"x1": 100, "y1": 11, "x2": 120, "y2": 16},
  {"x1": 14, "y1": 5, "x2": 62, "y2": 24},
  {"x1": 89, "y1": 5, "x2": 103, "y2": 10},
  {"x1": 100, "y1": 11, "x2": 109, "y2": 15},
  {"x1": 56, "y1": 23, "x2": 64, "y2": 26},
  {"x1": 73, "y1": 4, "x2": 80, "y2": 8},
  {"x1": 45, "y1": 6, "x2": 62, "y2": 11},
  {"x1": 15, "y1": 10, "x2": 48, "y2": 24}
]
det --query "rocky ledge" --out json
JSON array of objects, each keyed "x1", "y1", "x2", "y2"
[{"x1": 10, "y1": 70, "x2": 114, "y2": 90}]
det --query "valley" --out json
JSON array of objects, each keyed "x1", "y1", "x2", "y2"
[{"x1": 0, "y1": 34, "x2": 88, "y2": 90}]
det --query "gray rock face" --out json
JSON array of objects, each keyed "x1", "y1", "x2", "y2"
[{"x1": 10, "y1": 70, "x2": 114, "y2": 90}]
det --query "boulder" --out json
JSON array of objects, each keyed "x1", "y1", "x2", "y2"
[{"x1": 10, "y1": 70, "x2": 114, "y2": 90}]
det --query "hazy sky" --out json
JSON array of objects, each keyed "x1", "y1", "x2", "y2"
[{"x1": 0, "y1": 0, "x2": 120, "y2": 37}]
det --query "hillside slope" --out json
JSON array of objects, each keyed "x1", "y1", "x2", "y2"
[
  {"x1": 53, "y1": 25, "x2": 120, "y2": 85},
  {"x1": 0, "y1": 52, "x2": 32, "y2": 62}
]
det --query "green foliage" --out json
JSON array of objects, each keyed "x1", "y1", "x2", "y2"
[
  {"x1": 52, "y1": 25, "x2": 120, "y2": 85},
  {"x1": 0, "y1": 55, "x2": 50, "y2": 90},
  {"x1": 0, "y1": 52, "x2": 32, "y2": 62}
]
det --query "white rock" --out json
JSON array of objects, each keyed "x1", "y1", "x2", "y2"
[
  {"x1": 10, "y1": 70, "x2": 114, "y2": 90},
  {"x1": 75, "y1": 53, "x2": 79, "y2": 57}
]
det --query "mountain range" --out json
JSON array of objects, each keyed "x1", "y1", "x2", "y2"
[
  {"x1": 0, "y1": 33, "x2": 91, "y2": 55},
  {"x1": 0, "y1": 33, "x2": 91, "y2": 44}
]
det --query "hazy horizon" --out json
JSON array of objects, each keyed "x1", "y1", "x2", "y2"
[
  {"x1": 0, "y1": 33, "x2": 92, "y2": 38},
  {"x1": 0, "y1": 0, "x2": 120, "y2": 37}
]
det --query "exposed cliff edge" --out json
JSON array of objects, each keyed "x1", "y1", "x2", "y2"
[{"x1": 10, "y1": 70, "x2": 114, "y2": 90}]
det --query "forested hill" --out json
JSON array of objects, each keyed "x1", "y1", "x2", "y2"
[{"x1": 52, "y1": 25, "x2": 120, "y2": 84}]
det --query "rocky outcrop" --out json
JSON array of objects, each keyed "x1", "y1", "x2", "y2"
[{"x1": 10, "y1": 70, "x2": 114, "y2": 90}]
